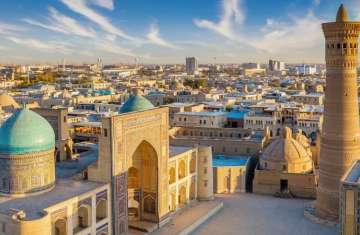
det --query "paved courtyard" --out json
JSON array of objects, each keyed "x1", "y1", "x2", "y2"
[{"x1": 192, "y1": 193, "x2": 338, "y2": 235}]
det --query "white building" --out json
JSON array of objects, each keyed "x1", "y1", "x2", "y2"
[
  {"x1": 295, "y1": 64, "x2": 317, "y2": 75},
  {"x1": 173, "y1": 111, "x2": 227, "y2": 128}
]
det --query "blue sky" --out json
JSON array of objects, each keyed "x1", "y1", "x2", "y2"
[{"x1": 0, "y1": 0, "x2": 359, "y2": 64}]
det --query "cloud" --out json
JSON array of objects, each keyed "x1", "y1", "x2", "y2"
[
  {"x1": 194, "y1": 0, "x2": 245, "y2": 41},
  {"x1": 250, "y1": 12, "x2": 323, "y2": 53},
  {"x1": 353, "y1": 0, "x2": 360, "y2": 20},
  {"x1": 60, "y1": 0, "x2": 140, "y2": 42},
  {"x1": 24, "y1": 7, "x2": 96, "y2": 38},
  {"x1": 177, "y1": 40, "x2": 214, "y2": 48},
  {"x1": 90, "y1": 0, "x2": 114, "y2": 10},
  {"x1": 7, "y1": 36, "x2": 73, "y2": 54},
  {"x1": 194, "y1": 0, "x2": 323, "y2": 56},
  {"x1": 0, "y1": 46, "x2": 9, "y2": 51},
  {"x1": 313, "y1": 0, "x2": 321, "y2": 6},
  {"x1": 0, "y1": 22, "x2": 25, "y2": 35},
  {"x1": 146, "y1": 23, "x2": 181, "y2": 50}
]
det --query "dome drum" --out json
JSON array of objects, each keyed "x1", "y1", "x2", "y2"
[
  {"x1": 0, "y1": 109, "x2": 56, "y2": 196},
  {"x1": 0, "y1": 149, "x2": 55, "y2": 197}
]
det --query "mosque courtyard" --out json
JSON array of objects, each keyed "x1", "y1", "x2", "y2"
[{"x1": 193, "y1": 193, "x2": 338, "y2": 235}]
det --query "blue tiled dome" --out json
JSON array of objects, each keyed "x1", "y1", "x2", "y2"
[
  {"x1": 0, "y1": 108, "x2": 55, "y2": 154},
  {"x1": 119, "y1": 94, "x2": 154, "y2": 113}
]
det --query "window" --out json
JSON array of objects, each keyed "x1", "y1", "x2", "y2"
[
  {"x1": 282, "y1": 165, "x2": 287, "y2": 171},
  {"x1": 204, "y1": 180, "x2": 208, "y2": 187},
  {"x1": 2, "y1": 222, "x2": 6, "y2": 234},
  {"x1": 343, "y1": 43, "x2": 347, "y2": 48},
  {"x1": 2, "y1": 178, "x2": 7, "y2": 190},
  {"x1": 104, "y1": 128, "x2": 108, "y2": 137},
  {"x1": 204, "y1": 167, "x2": 207, "y2": 174}
]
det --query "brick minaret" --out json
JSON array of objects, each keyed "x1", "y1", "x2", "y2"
[{"x1": 316, "y1": 4, "x2": 360, "y2": 220}]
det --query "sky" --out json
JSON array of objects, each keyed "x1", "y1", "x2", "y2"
[{"x1": 0, "y1": 0, "x2": 360, "y2": 65}]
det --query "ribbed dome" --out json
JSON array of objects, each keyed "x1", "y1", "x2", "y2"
[
  {"x1": 119, "y1": 94, "x2": 154, "y2": 113},
  {"x1": 260, "y1": 127, "x2": 313, "y2": 173},
  {"x1": 0, "y1": 93, "x2": 19, "y2": 108},
  {"x1": 0, "y1": 108, "x2": 55, "y2": 154}
]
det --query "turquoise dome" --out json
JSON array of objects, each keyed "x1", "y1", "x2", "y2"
[
  {"x1": 120, "y1": 94, "x2": 154, "y2": 113},
  {"x1": 0, "y1": 108, "x2": 55, "y2": 154}
]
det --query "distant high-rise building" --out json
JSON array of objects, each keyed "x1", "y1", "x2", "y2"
[
  {"x1": 242, "y1": 62, "x2": 260, "y2": 70},
  {"x1": 97, "y1": 57, "x2": 103, "y2": 70},
  {"x1": 315, "y1": 4, "x2": 360, "y2": 220},
  {"x1": 269, "y1": 59, "x2": 285, "y2": 71},
  {"x1": 295, "y1": 64, "x2": 317, "y2": 75},
  {"x1": 186, "y1": 57, "x2": 198, "y2": 75}
]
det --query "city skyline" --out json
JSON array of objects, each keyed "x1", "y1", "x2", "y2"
[{"x1": 1, "y1": 0, "x2": 360, "y2": 64}]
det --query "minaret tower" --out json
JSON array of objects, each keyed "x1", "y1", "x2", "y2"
[{"x1": 316, "y1": 4, "x2": 360, "y2": 219}]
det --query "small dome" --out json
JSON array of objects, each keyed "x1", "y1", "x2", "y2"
[
  {"x1": 294, "y1": 129, "x2": 310, "y2": 149},
  {"x1": 119, "y1": 94, "x2": 154, "y2": 113},
  {"x1": 0, "y1": 109, "x2": 55, "y2": 154},
  {"x1": 0, "y1": 93, "x2": 19, "y2": 109},
  {"x1": 336, "y1": 4, "x2": 349, "y2": 22},
  {"x1": 260, "y1": 127, "x2": 313, "y2": 173}
]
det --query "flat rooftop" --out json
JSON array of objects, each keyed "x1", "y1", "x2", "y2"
[
  {"x1": 0, "y1": 179, "x2": 106, "y2": 220},
  {"x1": 56, "y1": 147, "x2": 98, "y2": 179},
  {"x1": 177, "y1": 111, "x2": 226, "y2": 116},
  {"x1": 343, "y1": 160, "x2": 360, "y2": 184},
  {"x1": 169, "y1": 146, "x2": 193, "y2": 158}
]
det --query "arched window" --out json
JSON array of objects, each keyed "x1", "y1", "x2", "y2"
[
  {"x1": 78, "y1": 205, "x2": 91, "y2": 229},
  {"x1": 96, "y1": 199, "x2": 107, "y2": 221},
  {"x1": 144, "y1": 195, "x2": 156, "y2": 214},
  {"x1": 54, "y1": 218, "x2": 67, "y2": 235},
  {"x1": 190, "y1": 157, "x2": 196, "y2": 174},
  {"x1": 178, "y1": 160, "x2": 186, "y2": 179},
  {"x1": 178, "y1": 186, "x2": 187, "y2": 205},
  {"x1": 169, "y1": 167, "x2": 176, "y2": 184}
]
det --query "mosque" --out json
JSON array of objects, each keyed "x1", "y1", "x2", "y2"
[
  {"x1": 0, "y1": 91, "x2": 214, "y2": 235},
  {"x1": 253, "y1": 127, "x2": 316, "y2": 198}
]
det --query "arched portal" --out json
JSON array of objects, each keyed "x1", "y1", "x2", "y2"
[
  {"x1": 128, "y1": 141, "x2": 158, "y2": 222},
  {"x1": 54, "y1": 218, "x2": 67, "y2": 235}
]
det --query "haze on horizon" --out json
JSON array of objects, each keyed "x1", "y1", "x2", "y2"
[{"x1": 0, "y1": 0, "x2": 360, "y2": 65}]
